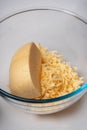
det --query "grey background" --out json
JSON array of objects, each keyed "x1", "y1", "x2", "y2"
[{"x1": 0, "y1": 0, "x2": 87, "y2": 130}]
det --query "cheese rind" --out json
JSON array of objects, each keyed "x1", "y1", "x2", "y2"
[{"x1": 9, "y1": 42, "x2": 41, "y2": 98}]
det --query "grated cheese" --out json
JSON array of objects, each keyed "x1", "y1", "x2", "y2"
[{"x1": 37, "y1": 44, "x2": 84, "y2": 99}]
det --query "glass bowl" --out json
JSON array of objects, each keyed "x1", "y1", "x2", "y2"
[{"x1": 0, "y1": 6, "x2": 87, "y2": 114}]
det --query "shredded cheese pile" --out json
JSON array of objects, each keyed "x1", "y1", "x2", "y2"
[{"x1": 37, "y1": 44, "x2": 84, "y2": 99}]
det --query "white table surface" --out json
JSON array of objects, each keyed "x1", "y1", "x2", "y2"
[{"x1": 0, "y1": 0, "x2": 87, "y2": 130}]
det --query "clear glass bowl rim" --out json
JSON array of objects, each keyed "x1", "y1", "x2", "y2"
[{"x1": 0, "y1": 7, "x2": 87, "y2": 104}]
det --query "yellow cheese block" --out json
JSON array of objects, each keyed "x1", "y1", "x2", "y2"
[{"x1": 9, "y1": 42, "x2": 41, "y2": 98}]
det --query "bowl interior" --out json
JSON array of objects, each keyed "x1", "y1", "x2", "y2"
[{"x1": 0, "y1": 8, "x2": 87, "y2": 93}]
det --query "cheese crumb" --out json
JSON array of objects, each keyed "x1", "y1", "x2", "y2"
[{"x1": 37, "y1": 44, "x2": 84, "y2": 99}]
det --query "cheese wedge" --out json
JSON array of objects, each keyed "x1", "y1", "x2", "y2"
[{"x1": 9, "y1": 42, "x2": 41, "y2": 98}]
